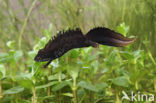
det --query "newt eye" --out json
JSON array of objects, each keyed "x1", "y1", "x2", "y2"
[
  {"x1": 38, "y1": 57, "x2": 41, "y2": 60},
  {"x1": 34, "y1": 56, "x2": 42, "y2": 61}
]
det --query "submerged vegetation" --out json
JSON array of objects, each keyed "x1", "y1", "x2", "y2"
[{"x1": 0, "y1": 0, "x2": 155, "y2": 103}]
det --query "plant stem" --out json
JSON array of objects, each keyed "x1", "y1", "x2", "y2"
[
  {"x1": 32, "y1": 87, "x2": 37, "y2": 103},
  {"x1": 58, "y1": 72, "x2": 62, "y2": 82},
  {"x1": 58, "y1": 72, "x2": 62, "y2": 103},
  {"x1": 121, "y1": 0, "x2": 126, "y2": 21},
  {"x1": 135, "y1": 80, "x2": 139, "y2": 90},
  {"x1": 115, "y1": 88, "x2": 121, "y2": 103},
  {"x1": 73, "y1": 89, "x2": 78, "y2": 103},
  {"x1": 0, "y1": 81, "x2": 2, "y2": 99},
  {"x1": 148, "y1": 51, "x2": 156, "y2": 65},
  {"x1": 18, "y1": 0, "x2": 38, "y2": 49},
  {"x1": 47, "y1": 86, "x2": 51, "y2": 96},
  {"x1": 154, "y1": 79, "x2": 156, "y2": 93},
  {"x1": 72, "y1": 78, "x2": 78, "y2": 103},
  {"x1": 47, "y1": 68, "x2": 52, "y2": 96}
]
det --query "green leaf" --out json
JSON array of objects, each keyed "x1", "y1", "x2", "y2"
[
  {"x1": 52, "y1": 81, "x2": 70, "y2": 91},
  {"x1": 91, "y1": 60, "x2": 99, "y2": 74},
  {"x1": 48, "y1": 74, "x2": 66, "y2": 81},
  {"x1": 0, "y1": 64, "x2": 6, "y2": 79},
  {"x1": 28, "y1": 51, "x2": 37, "y2": 59},
  {"x1": 120, "y1": 51, "x2": 134, "y2": 60},
  {"x1": 16, "y1": 73, "x2": 34, "y2": 89},
  {"x1": 112, "y1": 76, "x2": 129, "y2": 87},
  {"x1": 68, "y1": 67, "x2": 79, "y2": 80},
  {"x1": 62, "y1": 93, "x2": 73, "y2": 97},
  {"x1": 50, "y1": 60, "x2": 59, "y2": 68},
  {"x1": 3, "y1": 86, "x2": 24, "y2": 95},
  {"x1": 133, "y1": 50, "x2": 142, "y2": 60},
  {"x1": 116, "y1": 23, "x2": 129, "y2": 36},
  {"x1": 81, "y1": 47, "x2": 92, "y2": 54},
  {"x1": 43, "y1": 23, "x2": 53, "y2": 39},
  {"x1": 95, "y1": 82, "x2": 108, "y2": 91},
  {"x1": 0, "y1": 53, "x2": 8, "y2": 58},
  {"x1": 36, "y1": 81, "x2": 58, "y2": 90},
  {"x1": 6, "y1": 41, "x2": 15, "y2": 49},
  {"x1": 38, "y1": 95, "x2": 55, "y2": 101},
  {"x1": 17, "y1": 78, "x2": 34, "y2": 89},
  {"x1": 14, "y1": 50, "x2": 23, "y2": 62},
  {"x1": 69, "y1": 49, "x2": 80, "y2": 58},
  {"x1": 78, "y1": 81, "x2": 98, "y2": 92},
  {"x1": 0, "y1": 53, "x2": 10, "y2": 63}
]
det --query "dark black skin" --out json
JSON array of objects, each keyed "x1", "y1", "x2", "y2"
[
  {"x1": 35, "y1": 39, "x2": 97, "y2": 68},
  {"x1": 34, "y1": 27, "x2": 135, "y2": 68}
]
